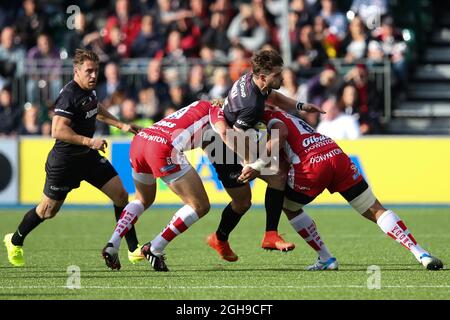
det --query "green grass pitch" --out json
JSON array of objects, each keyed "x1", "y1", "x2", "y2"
[{"x1": 0, "y1": 206, "x2": 449, "y2": 300}]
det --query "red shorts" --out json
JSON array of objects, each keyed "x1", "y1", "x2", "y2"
[
  {"x1": 288, "y1": 148, "x2": 362, "y2": 198},
  {"x1": 129, "y1": 132, "x2": 185, "y2": 179}
]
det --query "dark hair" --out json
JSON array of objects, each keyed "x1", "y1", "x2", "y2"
[
  {"x1": 251, "y1": 49, "x2": 283, "y2": 76},
  {"x1": 73, "y1": 49, "x2": 99, "y2": 67}
]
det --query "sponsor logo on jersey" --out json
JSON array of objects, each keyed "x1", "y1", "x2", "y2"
[
  {"x1": 137, "y1": 131, "x2": 168, "y2": 144},
  {"x1": 239, "y1": 79, "x2": 246, "y2": 98},
  {"x1": 309, "y1": 148, "x2": 342, "y2": 164},
  {"x1": 236, "y1": 119, "x2": 250, "y2": 128},
  {"x1": 156, "y1": 120, "x2": 176, "y2": 128},
  {"x1": 85, "y1": 108, "x2": 98, "y2": 119},
  {"x1": 302, "y1": 135, "x2": 330, "y2": 148},
  {"x1": 49, "y1": 185, "x2": 70, "y2": 192}
]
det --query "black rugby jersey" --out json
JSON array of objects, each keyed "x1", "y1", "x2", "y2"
[
  {"x1": 223, "y1": 72, "x2": 271, "y2": 131},
  {"x1": 52, "y1": 80, "x2": 99, "y2": 155}
]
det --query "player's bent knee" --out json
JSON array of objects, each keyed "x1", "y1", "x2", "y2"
[
  {"x1": 114, "y1": 188, "x2": 128, "y2": 206},
  {"x1": 37, "y1": 203, "x2": 60, "y2": 219},
  {"x1": 232, "y1": 199, "x2": 251, "y2": 214},
  {"x1": 191, "y1": 201, "x2": 210, "y2": 217},
  {"x1": 139, "y1": 198, "x2": 154, "y2": 210},
  {"x1": 349, "y1": 187, "x2": 377, "y2": 214}
]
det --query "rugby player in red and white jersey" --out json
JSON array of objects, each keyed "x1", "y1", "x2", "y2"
[
  {"x1": 101, "y1": 100, "x2": 224, "y2": 271},
  {"x1": 241, "y1": 109, "x2": 443, "y2": 270}
]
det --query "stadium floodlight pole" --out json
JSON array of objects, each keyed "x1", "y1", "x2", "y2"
[{"x1": 279, "y1": 0, "x2": 292, "y2": 66}]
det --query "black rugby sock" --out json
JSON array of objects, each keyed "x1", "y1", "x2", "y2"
[
  {"x1": 265, "y1": 187, "x2": 284, "y2": 232},
  {"x1": 216, "y1": 203, "x2": 244, "y2": 241},
  {"x1": 114, "y1": 205, "x2": 139, "y2": 251},
  {"x1": 11, "y1": 207, "x2": 44, "y2": 246}
]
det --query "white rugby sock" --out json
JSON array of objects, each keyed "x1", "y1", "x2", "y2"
[
  {"x1": 376, "y1": 210, "x2": 428, "y2": 261},
  {"x1": 151, "y1": 205, "x2": 199, "y2": 254},
  {"x1": 289, "y1": 212, "x2": 332, "y2": 262},
  {"x1": 109, "y1": 200, "x2": 145, "y2": 249}
]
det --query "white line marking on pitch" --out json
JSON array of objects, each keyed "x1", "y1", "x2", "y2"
[{"x1": 0, "y1": 285, "x2": 449, "y2": 290}]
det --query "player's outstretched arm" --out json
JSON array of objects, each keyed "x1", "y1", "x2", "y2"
[
  {"x1": 267, "y1": 90, "x2": 325, "y2": 114},
  {"x1": 52, "y1": 115, "x2": 107, "y2": 152},
  {"x1": 97, "y1": 103, "x2": 143, "y2": 135}
]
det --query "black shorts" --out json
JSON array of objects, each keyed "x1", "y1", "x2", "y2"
[
  {"x1": 43, "y1": 149, "x2": 118, "y2": 200},
  {"x1": 205, "y1": 136, "x2": 245, "y2": 189}
]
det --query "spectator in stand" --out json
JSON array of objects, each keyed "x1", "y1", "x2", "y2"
[
  {"x1": 209, "y1": 0, "x2": 235, "y2": 22},
  {"x1": 163, "y1": 29, "x2": 188, "y2": 67},
  {"x1": 287, "y1": 0, "x2": 312, "y2": 48},
  {"x1": 373, "y1": 16, "x2": 408, "y2": 90},
  {"x1": 64, "y1": 12, "x2": 102, "y2": 58},
  {"x1": 344, "y1": 64, "x2": 382, "y2": 134},
  {"x1": 17, "y1": 102, "x2": 50, "y2": 136},
  {"x1": 173, "y1": 11, "x2": 202, "y2": 57},
  {"x1": 350, "y1": 0, "x2": 388, "y2": 30},
  {"x1": 313, "y1": 15, "x2": 340, "y2": 58},
  {"x1": 320, "y1": 0, "x2": 347, "y2": 40},
  {"x1": 278, "y1": 67, "x2": 302, "y2": 101},
  {"x1": 189, "y1": 0, "x2": 210, "y2": 34},
  {"x1": 306, "y1": 65, "x2": 340, "y2": 126},
  {"x1": 338, "y1": 83, "x2": 360, "y2": 116},
  {"x1": 15, "y1": 0, "x2": 48, "y2": 50},
  {"x1": 228, "y1": 43, "x2": 252, "y2": 82},
  {"x1": 0, "y1": 87, "x2": 21, "y2": 136},
  {"x1": 317, "y1": 97, "x2": 361, "y2": 139},
  {"x1": 130, "y1": 14, "x2": 163, "y2": 58},
  {"x1": 341, "y1": 16, "x2": 370, "y2": 63},
  {"x1": 26, "y1": 33, "x2": 61, "y2": 104},
  {"x1": 291, "y1": 0, "x2": 312, "y2": 28},
  {"x1": 136, "y1": 87, "x2": 161, "y2": 121},
  {"x1": 367, "y1": 39, "x2": 385, "y2": 65},
  {"x1": 97, "y1": 62, "x2": 128, "y2": 107},
  {"x1": 199, "y1": 45, "x2": 222, "y2": 85},
  {"x1": 227, "y1": 3, "x2": 269, "y2": 52},
  {"x1": 103, "y1": 25, "x2": 129, "y2": 60},
  {"x1": 168, "y1": 81, "x2": 190, "y2": 110},
  {"x1": 305, "y1": 0, "x2": 321, "y2": 16},
  {"x1": 102, "y1": 0, "x2": 141, "y2": 58},
  {"x1": 208, "y1": 67, "x2": 231, "y2": 99},
  {"x1": 156, "y1": 0, "x2": 193, "y2": 35},
  {"x1": 110, "y1": 98, "x2": 152, "y2": 136},
  {"x1": 186, "y1": 64, "x2": 210, "y2": 103},
  {"x1": 252, "y1": 0, "x2": 278, "y2": 48},
  {"x1": 201, "y1": 9, "x2": 231, "y2": 56},
  {"x1": 293, "y1": 24, "x2": 328, "y2": 70},
  {"x1": 0, "y1": 26, "x2": 26, "y2": 79},
  {"x1": 141, "y1": 59, "x2": 171, "y2": 108}
]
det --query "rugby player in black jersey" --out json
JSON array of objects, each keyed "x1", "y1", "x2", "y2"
[
  {"x1": 207, "y1": 49, "x2": 324, "y2": 261},
  {"x1": 4, "y1": 49, "x2": 142, "y2": 267}
]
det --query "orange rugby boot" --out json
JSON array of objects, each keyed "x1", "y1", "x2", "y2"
[
  {"x1": 261, "y1": 231, "x2": 295, "y2": 252},
  {"x1": 207, "y1": 233, "x2": 238, "y2": 262}
]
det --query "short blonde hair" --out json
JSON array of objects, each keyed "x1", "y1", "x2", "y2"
[{"x1": 73, "y1": 49, "x2": 99, "y2": 67}]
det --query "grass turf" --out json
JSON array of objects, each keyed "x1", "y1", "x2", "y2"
[{"x1": 0, "y1": 207, "x2": 449, "y2": 300}]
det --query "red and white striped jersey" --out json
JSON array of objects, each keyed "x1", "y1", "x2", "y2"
[
  {"x1": 139, "y1": 100, "x2": 220, "y2": 151},
  {"x1": 263, "y1": 110, "x2": 340, "y2": 165}
]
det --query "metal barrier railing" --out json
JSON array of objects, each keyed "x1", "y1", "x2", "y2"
[{"x1": 9, "y1": 57, "x2": 392, "y2": 122}]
